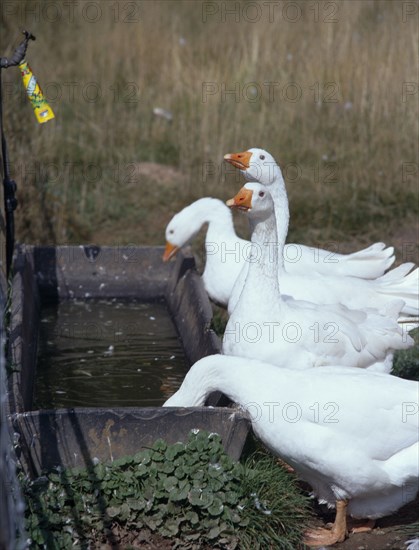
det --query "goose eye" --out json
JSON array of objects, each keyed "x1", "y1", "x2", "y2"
[
  {"x1": 259, "y1": 154, "x2": 265, "y2": 160},
  {"x1": 258, "y1": 191, "x2": 265, "y2": 198},
  {"x1": 169, "y1": 229, "x2": 174, "y2": 234}
]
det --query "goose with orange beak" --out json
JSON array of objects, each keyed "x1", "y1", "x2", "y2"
[
  {"x1": 224, "y1": 147, "x2": 395, "y2": 280},
  {"x1": 222, "y1": 182, "x2": 412, "y2": 371},
  {"x1": 224, "y1": 149, "x2": 419, "y2": 320},
  {"x1": 164, "y1": 354, "x2": 419, "y2": 548}
]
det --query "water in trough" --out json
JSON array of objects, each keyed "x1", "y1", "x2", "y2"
[{"x1": 34, "y1": 299, "x2": 188, "y2": 409}]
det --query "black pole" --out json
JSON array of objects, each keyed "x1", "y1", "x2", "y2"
[{"x1": 0, "y1": 31, "x2": 35, "y2": 276}]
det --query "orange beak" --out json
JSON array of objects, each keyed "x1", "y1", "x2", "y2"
[
  {"x1": 162, "y1": 242, "x2": 180, "y2": 262},
  {"x1": 224, "y1": 151, "x2": 252, "y2": 170},
  {"x1": 226, "y1": 187, "x2": 253, "y2": 211}
]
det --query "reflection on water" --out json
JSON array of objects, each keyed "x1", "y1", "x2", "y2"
[{"x1": 34, "y1": 299, "x2": 188, "y2": 408}]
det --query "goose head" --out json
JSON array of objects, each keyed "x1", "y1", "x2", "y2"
[
  {"x1": 226, "y1": 182, "x2": 274, "y2": 223},
  {"x1": 224, "y1": 147, "x2": 281, "y2": 186},
  {"x1": 163, "y1": 207, "x2": 201, "y2": 261},
  {"x1": 162, "y1": 197, "x2": 232, "y2": 261}
]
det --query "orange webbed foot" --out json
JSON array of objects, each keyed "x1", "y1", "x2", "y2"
[
  {"x1": 304, "y1": 499, "x2": 348, "y2": 547},
  {"x1": 303, "y1": 525, "x2": 347, "y2": 547}
]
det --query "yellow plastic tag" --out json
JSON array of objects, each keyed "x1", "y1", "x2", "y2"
[{"x1": 19, "y1": 60, "x2": 55, "y2": 124}]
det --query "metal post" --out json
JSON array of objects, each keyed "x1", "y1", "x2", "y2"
[{"x1": 0, "y1": 31, "x2": 35, "y2": 277}]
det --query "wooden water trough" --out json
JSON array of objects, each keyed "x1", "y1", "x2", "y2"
[{"x1": 6, "y1": 245, "x2": 250, "y2": 478}]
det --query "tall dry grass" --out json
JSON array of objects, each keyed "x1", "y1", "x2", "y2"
[{"x1": 0, "y1": 0, "x2": 417, "y2": 253}]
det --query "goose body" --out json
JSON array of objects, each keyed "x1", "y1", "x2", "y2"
[
  {"x1": 223, "y1": 183, "x2": 413, "y2": 370},
  {"x1": 164, "y1": 354, "x2": 419, "y2": 544},
  {"x1": 228, "y1": 253, "x2": 419, "y2": 317},
  {"x1": 163, "y1": 197, "x2": 418, "y2": 318}
]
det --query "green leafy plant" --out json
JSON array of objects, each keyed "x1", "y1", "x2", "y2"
[{"x1": 21, "y1": 430, "x2": 310, "y2": 549}]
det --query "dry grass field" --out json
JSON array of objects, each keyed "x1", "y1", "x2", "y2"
[{"x1": 0, "y1": 0, "x2": 418, "y2": 261}]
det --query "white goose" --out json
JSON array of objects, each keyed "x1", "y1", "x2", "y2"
[
  {"x1": 223, "y1": 183, "x2": 413, "y2": 370},
  {"x1": 225, "y1": 148, "x2": 419, "y2": 317},
  {"x1": 224, "y1": 148, "x2": 397, "y2": 280},
  {"x1": 163, "y1": 197, "x2": 419, "y2": 320},
  {"x1": 164, "y1": 354, "x2": 419, "y2": 547}
]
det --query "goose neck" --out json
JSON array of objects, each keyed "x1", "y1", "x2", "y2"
[{"x1": 247, "y1": 212, "x2": 282, "y2": 288}]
